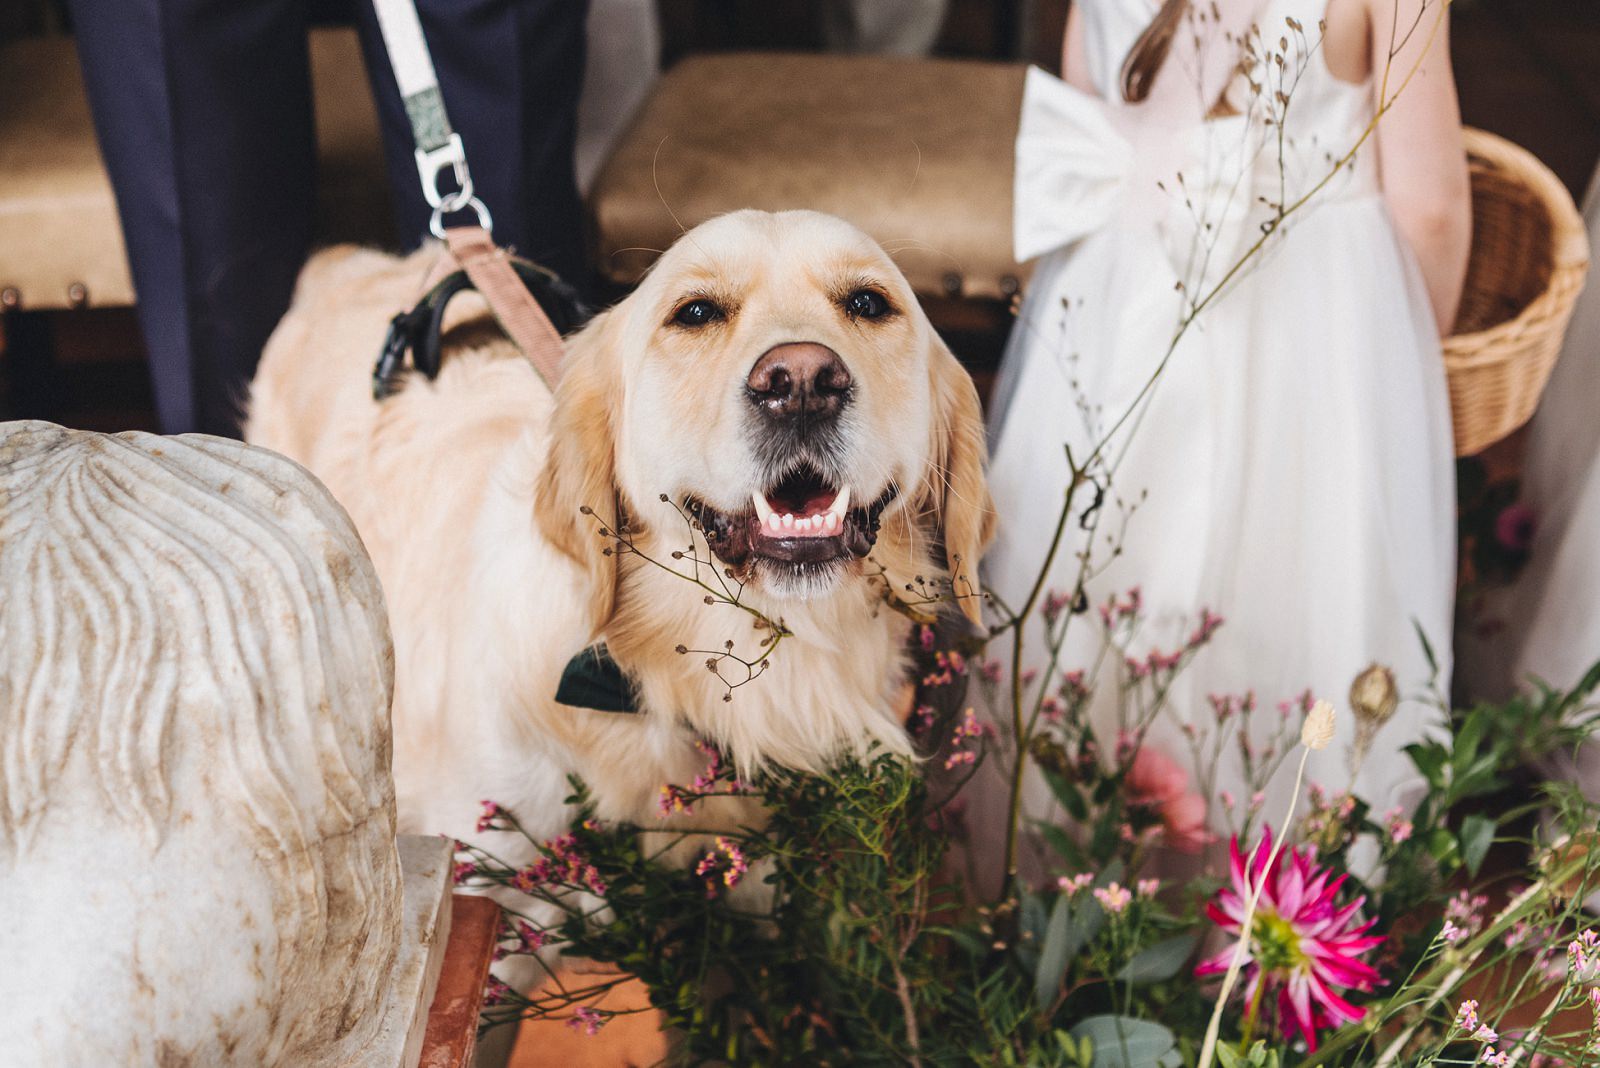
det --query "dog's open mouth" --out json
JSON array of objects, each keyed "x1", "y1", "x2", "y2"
[{"x1": 683, "y1": 464, "x2": 896, "y2": 575}]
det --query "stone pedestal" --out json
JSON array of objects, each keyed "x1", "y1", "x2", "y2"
[{"x1": 0, "y1": 422, "x2": 423, "y2": 1065}]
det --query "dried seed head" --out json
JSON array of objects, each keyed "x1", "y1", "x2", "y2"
[
  {"x1": 1301, "y1": 699, "x2": 1337, "y2": 751},
  {"x1": 1349, "y1": 663, "x2": 1399, "y2": 728}
]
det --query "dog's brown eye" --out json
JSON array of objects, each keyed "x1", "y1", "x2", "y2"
[
  {"x1": 672, "y1": 299, "x2": 725, "y2": 328},
  {"x1": 843, "y1": 288, "x2": 891, "y2": 320}
]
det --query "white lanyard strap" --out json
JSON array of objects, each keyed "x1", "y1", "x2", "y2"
[{"x1": 370, "y1": 0, "x2": 492, "y2": 237}]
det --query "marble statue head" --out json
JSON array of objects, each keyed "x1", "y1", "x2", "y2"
[{"x1": 0, "y1": 422, "x2": 400, "y2": 1065}]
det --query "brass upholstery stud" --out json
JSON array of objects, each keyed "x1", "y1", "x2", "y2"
[
  {"x1": 941, "y1": 272, "x2": 963, "y2": 297},
  {"x1": 0, "y1": 288, "x2": 19, "y2": 310},
  {"x1": 67, "y1": 283, "x2": 89, "y2": 309}
]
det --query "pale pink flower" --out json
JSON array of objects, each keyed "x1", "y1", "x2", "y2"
[
  {"x1": 1094, "y1": 882, "x2": 1133, "y2": 915},
  {"x1": 1137, "y1": 878, "x2": 1161, "y2": 898},
  {"x1": 1126, "y1": 743, "x2": 1211, "y2": 852},
  {"x1": 1383, "y1": 807, "x2": 1413, "y2": 845},
  {"x1": 1057, "y1": 873, "x2": 1094, "y2": 895}
]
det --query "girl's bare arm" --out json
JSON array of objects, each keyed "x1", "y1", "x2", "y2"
[{"x1": 1369, "y1": 0, "x2": 1472, "y2": 336}]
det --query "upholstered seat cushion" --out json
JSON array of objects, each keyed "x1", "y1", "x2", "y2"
[
  {"x1": 0, "y1": 29, "x2": 386, "y2": 312},
  {"x1": 589, "y1": 53, "x2": 1030, "y2": 301}
]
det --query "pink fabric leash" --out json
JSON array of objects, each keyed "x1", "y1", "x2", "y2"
[{"x1": 443, "y1": 226, "x2": 567, "y2": 388}]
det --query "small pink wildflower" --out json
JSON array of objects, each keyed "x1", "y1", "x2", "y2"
[
  {"x1": 476, "y1": 800, "x2": 505, "y2": 833},
  {"x1": 695, "y1": 837, "x2": 751, "y2": 897},
  {"x1": 658, "y1": 783, "x2": 692, "y2": 816},
  {"x1": 1137, "y1": 878, "x2": 1160, "y2": 898},
  {"x1": 510, "y1": 833, "x2": 607, "y2": 895},
  {"x1": 1446, "y1": 891, "x2": 1489, "y2": 935},
  {"x1": 485, "y1": 978, "x2": 513, "y2": 1006},
  {"x1": 513, "y1": 920, "x2": 548, "y2": 953},
  {"x1": 1058, "y1": 873, "x2": 1094, "y2": 895},
  {"x1": 452, "y1": 860, "x2": 477, "y2": 885},
  {"x1": 568, "y1": 1005, "x2": 605, "y2": 1036},
  {"x1": 1483, "y1": 1050, "x2": 1511, "y2": 1067},
  {"x1": 1383, "y1": 807, "x2": 1413, "y2": 845},
  {"x1": 921, "y1": 649, "x2": 968, "y2": 687},
  {"x1": 1441, "y1": 920, "x2": 1467, "y2": 945},
  {"x1": 1094, "y1": 883, "x2": 1132, "y2": 915},
  {"x1": 1569, "y1": 930, "x2": 1600, "y2": 981},
  {"x1": 1456, "y1": 999, "x2": 1482, "y2": 1032},
  {"x1": 943, "y1": 709, "x2": 986, "y2": 769},
  {"x1": 979, "y1": 658, "x2": 1004, "y2": 684}
]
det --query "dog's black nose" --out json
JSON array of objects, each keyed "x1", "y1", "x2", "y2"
[{"x1": 746, "y1": 343, "x2": 852, "y2": 423}]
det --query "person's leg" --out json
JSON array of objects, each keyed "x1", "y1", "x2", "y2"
[
  {"x1": 355, "y1": 0, "x2": 588, "y2": 282},
  {"x1": 67, "y1": 0, "x2": 315, "y2": 436}
]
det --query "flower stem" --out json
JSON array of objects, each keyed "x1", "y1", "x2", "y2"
[
  {"x1": 1240, "y1": 972, "x2": 1266, "y2": 1051},
  {"x1": 1367, "y1": 879, "x2": 1546, "y2": 1067},
  {"x1": 1197, "y1": 746, "x2": 1312, "y2": 1068}
]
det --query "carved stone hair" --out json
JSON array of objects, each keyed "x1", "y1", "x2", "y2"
[{"x1": 0, "y1": 422, "x2": 401, "y2": 1064}]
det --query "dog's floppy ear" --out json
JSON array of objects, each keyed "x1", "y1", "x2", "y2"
[
  {"x1": 535, "y1": 307, "x2": 624, "y2": 636},
  {"x1": 925, "y1": 337, "x2": 996, "y2": 629}
]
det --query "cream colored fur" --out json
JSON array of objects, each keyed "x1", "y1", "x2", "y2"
[{"x1": 247, "y1": 210, "x2": 993, "y2": 954}]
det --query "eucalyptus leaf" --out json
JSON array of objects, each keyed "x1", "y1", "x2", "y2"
[
  {"x1": 1461, "y1": 813, "x2": 1495, "y2": 877},
  {"x1": 1114, "y1": 933, "x2": 1199, "y2": 983},
  {"x1": 1044, "y1": 768, "x2": 1090, "y2": 821},
  {"x1": 1035, "y1": 894, "x2": 1075, "y2": 1012},
  {"x1": 1069, "y1": 1015, "x2": 1180, "y2": 1068}
]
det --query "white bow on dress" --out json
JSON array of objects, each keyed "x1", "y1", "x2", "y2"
[{"x1": 1012, "y1": 66, "x2": 1261, "y2": 281}]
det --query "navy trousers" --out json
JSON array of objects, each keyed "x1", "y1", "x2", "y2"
[{"x1": 67, "y1": 0, "x2": 588, "y2": 436}]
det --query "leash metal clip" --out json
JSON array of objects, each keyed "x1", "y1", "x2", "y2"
[{"x1": 416, "y1": 133, "x2": 493, "y2": 238}]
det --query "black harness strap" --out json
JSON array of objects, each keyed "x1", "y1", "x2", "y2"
[{"x1": 372, "y1": 257, "x2": 592, "y2": 400}]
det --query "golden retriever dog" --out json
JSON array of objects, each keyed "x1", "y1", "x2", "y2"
[{"x1": 247, "y1": 209, "x2": 993, "y2": 958}]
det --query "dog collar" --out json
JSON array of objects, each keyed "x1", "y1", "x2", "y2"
[{"x1": 554, "y1": 643, "x2": 639, "y2": 715}]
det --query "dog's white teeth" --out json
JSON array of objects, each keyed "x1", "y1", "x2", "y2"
[
  {"x1": 782, "y1": 514, "x2": 795, "y2": 531},
  {"x1": 752, "y1": 492, "x2": 774, "y2": 522},
  {"x1": 828, "y1": 485, "x2": 852, "y2": 518},
  {"x1": 824, "y1": 512, "x2": 839, "y2": 534},
  {"x1": 766, "y1": 514, "x2": 782, "y2": 533}
]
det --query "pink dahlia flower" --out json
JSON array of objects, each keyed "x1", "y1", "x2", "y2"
[{"x1": 1195, "y1": 826, "x2": 1384, "y2": 1050}]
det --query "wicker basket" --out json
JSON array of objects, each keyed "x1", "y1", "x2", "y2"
[{"x1": 1444, "y1": 128, "x2": 1590, "y2": 456}]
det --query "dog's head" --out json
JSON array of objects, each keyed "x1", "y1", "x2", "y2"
[{"x1": 538, "y1": 210, "x2": 994, "y2": 632}]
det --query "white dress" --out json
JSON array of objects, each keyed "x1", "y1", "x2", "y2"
[{"x1": 982, "y1": 0, "x2": 1456, "y2": 840}]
